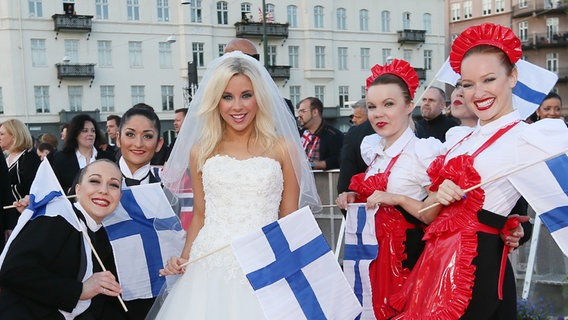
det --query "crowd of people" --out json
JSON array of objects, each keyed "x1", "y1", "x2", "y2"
[{"x1": 0, "y1": 23, "x2": 567, "y2": 319}]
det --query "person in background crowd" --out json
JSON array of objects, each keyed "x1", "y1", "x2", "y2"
[
  {"x1": 297, "y1": 97, "x2": 344, "y2": 170},
  {"x1": 0, "y1": 119, "x2": 41, "y2": 241},
  {"x1": 0, "y1": 159, "x2": 123, "y2": 319},
  {"x1": 349, "y1": 99, "x2": 368, "y2": 126},
  {"x1": 52, "y1": 114, "x2": 114, "y2": 195},
  {"x1": 106, "y1": 115, "x2": 122, "y2": 161},
  {"x1": 415, "y1": 87, "x2": 458, "y2": 142},
  {"x1": 60, "y1": 123, "x2": 68, "y2": 145},
  {"x1": 536, "y1": 92, "x2": 563, "y2": 121},
  {"x1": 0, "y1": 158, "x2": 11, "y2": 252},
  {"x1": 165, "y1": 108, "x2": 188, "y2": 161},
  {"x1": 36, "y1": 142, "x2": 54, "y2": 161}
]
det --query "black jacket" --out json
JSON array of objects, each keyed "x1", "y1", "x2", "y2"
[
  {"x1": 52, "y1": 149, "x2": 114, "y2": 195},
  {"x1": 337, "y1": 120, "x2": 375, "y2": 194}
]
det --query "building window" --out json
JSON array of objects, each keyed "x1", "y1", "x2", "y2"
[
  {"x1": 98, "y1": 41, "x2": 112, "y2": 67},
  {"x1": 192, "y1": 42, "x2": 204, "y2": 67},
  {"x1": 337, "y1": 8, "x2": 346, "y2": 30},
  {"x1": 289, "y1": 46, "x2": 299, "y2": 68},
  {"x1": 217, "y1": 1, "x2": 228, "y2": 25},
  {"x1": 424, "y1": 50, "x2": 432, "y2": 70},
  {"x1": 314, "y1": 6, "x2": 324, "y2": 28},
  {"x1": 361, "y1": 85, "x2": 366, "y2": 99},
  {"x1": 287, "y1": 5, "x2": 297, "y2": 27},
  {"x1": 546, "y1": 52, "x2": 558, "y2": 73},
  {"x1": 100, "y1": 85, "x2": 115, "y2": 112},
  {"x1": 159, "y1": 42, "x2": 172, "y2": 68},
  {"x1": 131, "y1": 85, "x2": 145, "y2": 105},
  {"x1": 315, "y1": 46, "x2": 325, "y2": 69},
  {"x1": 96, "y1": 0, "x2": 109, "y2": 20},
  {"x1": 266, "y1": 3, "x2": 275, "y2": 21},
  {"x1": 519, "y1": 21, "x2": 528, "y2": 42},
  {"x1": 360, "y1": 9, "x2": 368, "y2": 31},
  {"x1": 519, "y1": 0, "x2": 528, "y2": 8},
  {"x1": 423, "y1": 13, "x2": 431, "y2": 33},
  {"x1": 289, "y1": 86, "x2": 301, "y2": 107},
  {"x1": 129, "y1": 41, "x2": 143, "y2": 68},
  {"x1": 157, "y1": 0, "x2": 169, "y2": 22},
  {"x1": 495, "y1": 0, "x2": 504, "y2": 13},
  {"x1": 482, "y1": 0, "x2": 491, "y2": 15},
  {"x1": 463, "y1": 1, "x2": 472, "y2": 19},
  {"x1": 338, "y1": 47, "x2": 348, "y2": 70},
  {"x1": 403, "y1": 49, "x2": 412, "y2": 62},
  {"x1": 0, "y1": 87, "x2": 4, "y2": 114},
  {"x1": 34, "y1": 86, "x2": 50, "y2": 113},
  {"x1": 31, "y1": 39, "x2": 46, "y2": 67},
  {"x1": 267, "y1": 45, "x2": 277, "y2": 66},
  {"x1": 28, "y1": 0, "x2": 43, "y2": 18},
  {"x1": 64, "y1": 39, "x2": 79, "y2": 63},
  {"x1": 127, "y1": 0, "x2": 140, "y2": 21},
  {"x1": 162, "y1": 85, "x2": 174, "y2": 111},
  {"x1": 382, "y1": 48, "x2": 392, "y2": 64},
  {"x1": 241, "y1": 2, "x2": 252, "y2": 21},
  {"x1": 190, "y1": 0, "x2": 202, "y2": 23},
  {"x1": 381, "y1": 10, "x2": 390, "y2": 32},
  {"x1": 68, "y1": 86, "x2": 83, "y2": 112},
  {"x1": 314, "y1": 86, "x2": 325, "y2": 104},
  {"x1": 547, "y1": 17, "x2": 559, "y2": 41},
  {"x1": 338, "y1": 86, "x2": 349, "y2": 107},
  {"x1": 451, "y1": 3, "x2": 460, "y2": 21},
  {"x1": 402, "y1": 11, "x2": 411, "y2": 29},
  {"x1": 218, "y1": 44, "x2": 226, "y2": 57},
  {"x1": 361, "y1": 48, "x2": 370, "y2": 70}
]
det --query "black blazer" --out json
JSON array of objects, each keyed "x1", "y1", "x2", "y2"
[
  {"x1": 5, "y1": 149, "x2": 41, "y2": 229},
  {"x1": 336, "y1": 121, "x2": 375, "y2": 194},
  {"x1": 0, "y1": 158, "x2": 11, "y2": 252},
  {"x1": 52, "y1": 149, "x2": 114, "y2": 195}
]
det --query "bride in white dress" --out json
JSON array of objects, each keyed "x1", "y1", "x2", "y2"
[{"x1": 151, "y1": 51, "x2": 320, "y2": 319}]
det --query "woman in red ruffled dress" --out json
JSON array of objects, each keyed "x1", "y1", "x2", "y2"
[
  {"x1": 335, "y1": 59, "x2": 443, "y2": 319},
  {"x1": 389, "y1": 23, "x2": 568, "y2": 319}
]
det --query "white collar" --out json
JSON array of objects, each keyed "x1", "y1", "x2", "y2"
[
  {"x1": 377, "y1": 127, "x2": 414, "y2": 158},
  {"x1": 73, "y1": 202, "x2": 102, "y2": 232},
  {"x1": 475, "y1": 110, "x2": 521, "y2": 136},
  {"x1": 119, "y1": 156, "x2": 151, "y2": 180}
]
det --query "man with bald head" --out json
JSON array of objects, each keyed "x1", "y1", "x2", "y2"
[
  {"x1": 415, "y1": 87, "x2": 458, "y2": 142},
  {"x1": 224, "y1": 38, "x2": 260, "y2": 60}
]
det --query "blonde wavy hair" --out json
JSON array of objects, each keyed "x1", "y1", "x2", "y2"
[
  {"x1": 1, "y1": 119, "x2": 33, "y2": 153},
  {"x1": 196, "y1": 56, "x2": 279, "y2": 169}
]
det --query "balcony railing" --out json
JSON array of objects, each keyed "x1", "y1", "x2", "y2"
[
  {"x1": 234, "y1": 22, "x2": 289, "y2": 39},
  {"x1": 52, "y1": 14, "x2": 93, "y2": 32},
  {"x1": 397, "y1": 29, "x2": 426, "y2": 44},
  {"x1": 513, "y1": 0, "x2": 566, "y2": 18},
  {"x1": 55, "y1": 63, "x2": 96, "y2": 87},
  {"x1": 522, "y1": 32, "x2": 568, "y2": 50},
  {"x1": 266, "y1": 65, "x2": 291, "y2": 80}
]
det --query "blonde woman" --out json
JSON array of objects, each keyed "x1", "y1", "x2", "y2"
[{"x1": 152, "y1": 51, "x2": 320, "y2": 319}]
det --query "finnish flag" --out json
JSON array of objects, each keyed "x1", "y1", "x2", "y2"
[
  {"x1": 232, "y1": 206, "x2": 362, "y2": 320},
  {"x1": 103, "y1": 183, "x2": 186, "y2": 301},
  {"x1": 0, "y1": 159, "x2": 92, "y2": 319},
  {"x1": 436, "y1": 58, "x2": 558, "y2": 120},
  {"x1": 343, "y1": 204, "x2": 378, "y2": 320}
]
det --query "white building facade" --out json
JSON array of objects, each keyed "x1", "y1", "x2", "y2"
[{"x1": 0, "y1": 0, "x2": 446, "y2": 140}]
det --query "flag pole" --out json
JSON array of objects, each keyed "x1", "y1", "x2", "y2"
[
  {"x1": 413, "y1": 57, "x2": 451, "y2": 108},
  {"x1": 3, "y1": 194, "x2": 77, "y2": 210},
  {"x1": 418, "y1": 147, "x2": 568, "y2": 213},
  {"x1": 159, "y1": 244, "x2": 230, "y2": 277}
]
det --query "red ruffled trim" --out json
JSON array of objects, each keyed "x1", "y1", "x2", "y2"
[
  {"x1": 371, "y1": 206, "x2": 417, "y2": 319},
  {"x1": 389, "y1": 155, "x2": 485, "y2": 319},
  {"x1": 348, "y1": 172, "x2": 389, "y2": 203}
]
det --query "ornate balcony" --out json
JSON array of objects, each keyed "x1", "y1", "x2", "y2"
[
  {"x1": 522, "y1": 32, "x2": 568, "y2": 50},
  {"x1": 52, "y1": 14, "x2": 93, "y2": 39},
  {"x1": 513, "y1": 0, "x2": 566, "y2": 18},
  {"x1": 234, "y1": 22, "x2": 289, "y2": 39},
  {"x1": 55, "y1": 63, "x2": 96, "y2": 87},
  {"x1": 397, "y1": 29, "x2": 426, "y2": 44},
  {"x1": 266, "y1": 65, "x2": 291, "y2": 80}
]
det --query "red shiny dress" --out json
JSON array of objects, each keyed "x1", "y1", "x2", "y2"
[
  {"x1": 349, "y1": 154, "x2": 425, "y2": 320},
  {"x1": 390, "y1": 122, "x2": 519, "y2": 319}
]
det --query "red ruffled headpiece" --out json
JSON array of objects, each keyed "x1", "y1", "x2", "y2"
[
  {"x1": 450, "y1": 23, "x2": 522, "y2": 74},
  {"x1": 365, "y1": 59, "x2": 419, "y2": 99}
]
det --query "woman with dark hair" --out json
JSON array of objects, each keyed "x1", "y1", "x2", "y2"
[
  {"x1": 0, "y1": 119, "x2": 41, "y2": 240},
  {"x1": 53, "y1": 114, "x2": 114, "y2": 194},
  {"x1": 536, "y1": 91, "x2": 563, "y2": 121}
]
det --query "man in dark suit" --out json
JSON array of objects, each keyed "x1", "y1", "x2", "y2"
[{"x1": 415, "y1": 87, "x2": 458, "y2": 142}]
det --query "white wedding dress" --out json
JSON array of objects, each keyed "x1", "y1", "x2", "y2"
[{"x1": 153, "y1": 155, "x2": 283, "y2": 319}]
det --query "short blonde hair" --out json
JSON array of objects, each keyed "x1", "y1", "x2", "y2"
[
  {"x1": 1, "y1": 119, "x2": 33, "y2": 152},
  {"x1": 196, "y1": 56, "x2": 278, "y2": 168}
]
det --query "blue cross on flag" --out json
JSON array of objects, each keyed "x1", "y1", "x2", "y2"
[
  {"x1": 103, "y1": 183, "x2": 186, "y2": 300},
  {"x1": 231, "y1": 206, "x2": 362, "y2": 320},
  {"x1": 343, "y1": 204, "x2": 378, "y2": 320}
]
